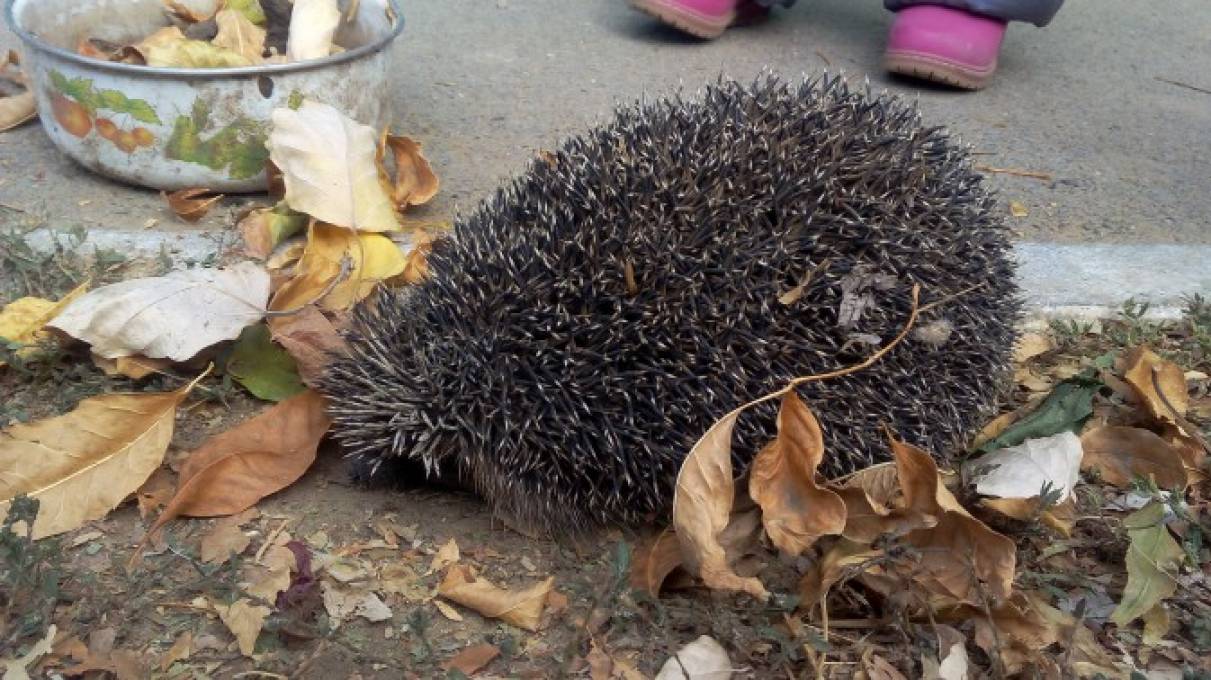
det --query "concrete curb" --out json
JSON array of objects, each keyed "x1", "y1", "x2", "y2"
[{"x1": 21, "y1": 227, "x2": 1210, "y2": 320}]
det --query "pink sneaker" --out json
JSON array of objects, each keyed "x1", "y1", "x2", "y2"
[
  {"x1": 627, "y1": 0, "x2": 741, "y2": 39},
  {"x1": 884, "y1": 5, "x2": 1008, "y2": 90}
]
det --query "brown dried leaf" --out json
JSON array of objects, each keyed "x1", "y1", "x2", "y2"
[
  {"x1": 1162, "y1": 425, "x2": 1208, "y2": 485},
  {"x1": 629, "y1": 529, "x2": 684, "y2": 596},
  {"x1": 144, "y1": 390, "x2": 329, "y2": 540},
  {"x1": 267, "y1": 305, "x2": 349, "y2": 387},
  {"x1": 437, "y1": 565, "x2": 553, "y2": 632},
  {"x1": 215, "y1": 598, "x2": 270, "y2": 657},
  {"x1": 382, "y1": 133, "x2": 440, "y2": 208},
  {"x1": 91, "y1": 353, "x2": 172, "y2": 380},
  {"x1": 442, "y1": 643, "x2": 501, "y2": 675},
  {"x1": 672, "y1": 410, "x2": 769, "y2": 600},
  {"x1": 798, "y1": 538, "x2": 883, "y2": 608},
  {"x1": 1080, "y1": 426, "x2": 1187, "y2": 490},
  {"x1": 135, "y1": 467, "x2": 175, "y2": 519},
  {"x1": 163, "y1": 187, "x2": 223, "y2": 222},
  {"x1": 159, "y1": 631, "x2": 192, "y2": 671},
  {"x1": 982, "y1": 497, "x2": 1076, "y2": 537},
  {"x1": 200, "y1": 521, "x2": 252, "y2": 564},
  {"x1": 748, "y1": 392, "x2": 846, "y2": 555},
  {"x1": 1123, "y1": 346, "x2": 1188, "y2": 423},
  {"x1": 212, "y1": 9, "x2": 266, "y2": 64},
  {"x1": 0, "y1": 379, "x2": 197, "y2": 539},
  {"x1": 1013, "y1": 332, "x2": 1055, "y2": 363},
  {"x1": 428, "y1": 538, "x2": 460, "y2": 574}
]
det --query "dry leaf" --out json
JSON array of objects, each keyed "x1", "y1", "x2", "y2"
[
  {"x1": 433, "y1": 598, "x2": 464, "y2": 621},
  {"x1": 1080, "y1": 426, "x2": 1187, "y2": 490},
  {"x1": 1, "y1": 624, "x2": 55, "y2": 680},
  {"x1": 159, "y1": 631, "x2": 192, "y2": 671},
  {"x1": 928, "y1": 624, "x2": 969, "y2": 680},
  {"x1": 0, "y1": 91, "x2": 35, "y2": 133},
  {"x1": 165, "y1": 0, "x2": 213, "y2": 24},
  {"x1": 200, "y1": 521, "x2": 252, "y2": 563},
  {"x1": 442, "y1": 643, "x2": 500, "y2": 675},
  {"x1": 1009, "y1": 201, "x2": 1028, "y2": 218},
  {"x1": 145, "y1": 36, "x2": 255, "y2": 67},
  {"x1": 145, "y1": 390, "x2": 329, "y2": 540},
  {"x1": 437, "y1": 565, "x2": 553, "y2": 632},
  {"x1": 50, "y1": 262, "x2": 269, "y2": 361},
  {"x1": 216, "y1": 598, "x2": 270, "y2": 657},
  {"x1": 0, "y1": 279, "x2": 90, "y2": 366},
  {"x1": 1122, "y1": 346, "x2": 1188, "y2": 423},
  {"x1": 748, "y1": 392, "x2": 846, "y2": 555},
  {"x1": 382, "y1": 133, "x2": 440, "y2": 208},
  {"x1": 92, "y1": 353, "x2": 172, "y2": 380},
  {"x1": 238, "y1": 203, "x2": 308, "y2": 259},
  {"x1": 1013, "y1": 332, "x2": 1054, "y2": 363},
  {"x1": 654, "y1": 635, "x2": 732, "y2": 680},
  {"x1": 213, "y1": 9, "x2": 266, "y2": 63},
  {"x1": 267, "y1": 304, "x2": 349, "y2": 386},
  {"x1": 1142, "y1": 604, "x2": 1170, "y2": 646},
  {"x1": 136, "y1": 467, "x2": 176, "y2": 519},
  {"x1": 629, "y1": 529, "x2": 684, "y2": 596},
  {"x1": 587, "y1": 639, "x2": 613, "y2": 680},
  {"x1": 268, "y1": 223, "x2": 407, "y2": 312},
  {"x1": 672, "y1": 410, "x2": 769, "y2": 600},
  {"x1": 428, "y1": 538, "x2": 460, "y2": 574},
  {"x1": 964, "y1": 431, "x2": 1082, "y2": 502},
  {"x1": 269, "y1": 100, "x2": 401, "y2": 232},
  {"x1": 287, "y1": 0, "x2": 340, "y2": 61},
  {"x1": 0, "y1": 378, "x2": 198, "y2": 538},
  {"x1": 164, "y1": 188, "x2": 223, "y2": 222},
  {"x1": 982, "y1": 497, "x2": 1076, "y2": 536},
  {"x1": 798, "y1": 538, "x2": 883, "y2": 608},
  {"x1": 1110, "y1": 502, "x2": 1185, "y2": 626}
]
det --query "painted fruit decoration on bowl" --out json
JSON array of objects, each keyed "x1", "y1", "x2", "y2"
[{"x1": 48, "y1": 70, "x2": 158, "y2": 153}]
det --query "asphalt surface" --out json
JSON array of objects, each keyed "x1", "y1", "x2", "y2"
[{"x1": 2, "y1": 0, "x2": 1209, "y2": 247}]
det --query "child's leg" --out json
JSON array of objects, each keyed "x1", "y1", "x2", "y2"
[{"x1": 884, "y1": 1, "x2": 1065, "y2": 89}]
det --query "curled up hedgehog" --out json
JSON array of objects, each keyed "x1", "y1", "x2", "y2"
[{"x1": 320, "y1": 74, "x2": 1019, "y2": 535}]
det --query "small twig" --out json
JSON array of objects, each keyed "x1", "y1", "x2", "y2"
[
  {"x1": 1154, "y1": 76, "x2": 1211, "y2": 96},
  {"x1": 918, "y1": 282, "x2": 984, "y2": 315},
  {"x1": 232, "y1": 673, "x2": 288, "y2": 679},
  {"x1": 975, "y1": 165, "x2": 1053, "y2": 181},
  {"x1": 255, "y1": 519, "x2": 291, "y2": 563}
]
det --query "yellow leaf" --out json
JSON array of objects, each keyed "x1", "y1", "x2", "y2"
[
  {"x1": 144, "y1": 37, "x2": 255, "y2": 68},
  {"x1": 437, "y1": 565, "x2": 553, "y2": 632},
  {"x1": 0, "y1": 376, "x2": 199, "y2": 539},
  {"x1": 1110, "y1": 502, "x2": 1185, "y2": 626},
  {"x1": 1009, "y1": 201, "x2": 1028, "y2": 218},
  {"x1": 671, "y1": 410, "x2": 770, "y2": 601},
  {"x1": 212, "y1": 9, "x2": 266, "y2": 64},
  {"x1": 1122, "y1": 346, "x2": 1188, "y2": 423},
  {"x1": 215, "y1": 599, "x2": 269, "y2": 657},
  {"x1": 269, "y1": 100, "x2": 402, "y2": 232},
  {"x1": 0, "y1": 280, "x2": 90, "y2": 366},
  {"x1": 1142, "y1": 604, "x2": 1170, "y2": 646},
  {"x1": 269, "y1": 223, "x2": 408, "y2": 312},
  {"x1": 748, "y1": 392, "x2": 846, "y2": 555}
]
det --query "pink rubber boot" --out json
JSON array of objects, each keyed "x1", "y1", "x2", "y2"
[
  {"x1": 885, "y1": 5, "x2": 1008, "y2": 90},
  {"x1": 627, "y1": 0, "x2": 743, "y2": 39}
]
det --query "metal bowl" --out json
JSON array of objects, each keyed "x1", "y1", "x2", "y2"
[{"x1": 6, "y1": 0, "x2": 404, "y2": 191}]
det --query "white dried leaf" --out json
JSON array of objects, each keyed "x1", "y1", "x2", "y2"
[
  {"x1": 269, "y1": 101, "x2": 402, "y2": 232},
  {"x1": 655, "y1": 635, "x2": 733, "y2": 680},
  {"x1": 287, "y1": 0, "x2": 341, "y2": 61},
  {"x1": 49, "y1": 262, "x2": 269, "y2": 361},
  {"x1": 964, "y1": 431, "x2": 1083, "y2": 502}
]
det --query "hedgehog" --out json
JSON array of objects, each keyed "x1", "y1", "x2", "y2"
[{"x1": 320, "y1": 74, "x2": 1019, "y2": 534}]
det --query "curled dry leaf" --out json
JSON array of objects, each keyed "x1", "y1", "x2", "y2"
[
  {"x1": 437, "y1": 565, "x2": 554, "y2": 632},
  {"x1": 964, "y1": 431, "x2": 1083, "y2": 502},
  {"x1": 630, "y1": 529, "x2": 684, "y2": 596},
  {"x1": 0, "y1": 377, "x2": 199, "y2": 539},
  {"x1": 748, "y1": 392, "x2": 846, "y2": 555},
  {"x1": 1110, "y1": 502, "x2": 1185, "y2": 627},
  {"x1": 798, "y1": 538, "x2": 883, "y2": 608},
  {"x1": 215, "y1": 598, "x2": 270, "y2": 657},
  {"x1": 212, "y1": 9, "x2": 266, "y2": 64},
  {"x1": 143, "y1": 390, "x2": 330, "y2": 541},
  {"x1": 382, "y1": 133, "x2": 440, "y2": 208},
  {"x1": 164, "y1": 188, "x2": 224, "y2": 222},
  {"x1": 269, "y1": 100, "x2": 401, "y2": 232},
  {"x1": 655, "y1": 635, "x2": 732, "y2": 680},
  {"x1": 1080, "y1": 426, "x2": 1187, "y2": 490},
  {"x1": 1122, "y1": 346, "x2": 1188, "y2": 423},
  {"x1": 50, "y1": 261, "x2": 270, "y2": 361},
  {"x1": 287, "y1": 0, "x2": 341, "y2": 61},
  {"x1": 672, "y1": 410, "x2": 770, "y2": 600},
  {"x1": 238, "y1": 202, "x2": 308, "y2": 259},
  {"x1": 269, "y1": 223, "x2": 407, "y2": 313},
  {"x1": 442, "y1": 644, "x2": 501, "y2": 676},
  {"x1": 267, "y1": 304, "x2": 349, "y2": 387}
]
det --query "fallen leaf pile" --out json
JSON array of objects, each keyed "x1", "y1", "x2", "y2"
[
  {"x1": 72, "y1": 0, "x2": 391, "y2": 69},
  {"x1": 634, "y1": 336, "x2": 1210, "y2": 678}
]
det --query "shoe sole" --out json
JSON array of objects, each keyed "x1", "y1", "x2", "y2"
[
  {"x1": 885, "y1": 51, "x2": 994, "y2": 90},
  {"x1": 628, "y1": 0, "x2": 735, "y2": 39}
]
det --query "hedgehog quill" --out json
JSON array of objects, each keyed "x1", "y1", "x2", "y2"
[{"x1": 320, "y1": 74, "x2": 1019, "y2": 535}]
